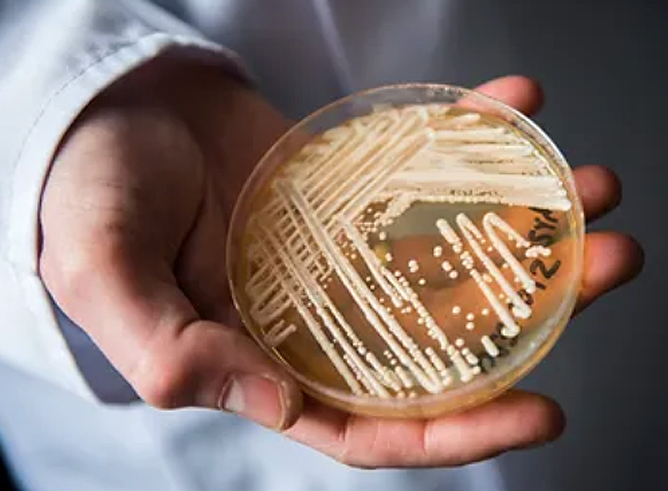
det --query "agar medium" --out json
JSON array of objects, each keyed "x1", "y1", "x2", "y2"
[{"x1": 227, "y1": 84, "x2": 584, "y2": 418}]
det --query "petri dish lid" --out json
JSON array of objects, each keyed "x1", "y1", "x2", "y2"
[{"x1": 227, "y1": 84, "x2": 584, "y2": 418}]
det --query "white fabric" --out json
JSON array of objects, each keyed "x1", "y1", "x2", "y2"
[
  {"x1": 0, "y1": 2, "x2": 518, "y2": 490},
  {"x1": 0, "y1": 0, "x2": 244, "y2": 401},
  {"x1": 0, "y1": 2, "x2": 501, "y2": 490},
  {"x1": 0, "y1": 0, "x2": 661, "y2": 490},
  {"x1": 0, "y1": 362, "x2": 504, "y2": 491}
]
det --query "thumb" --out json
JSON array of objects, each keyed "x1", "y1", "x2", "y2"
[
  {"x1": 41, "y1": 239, "x2": 302, "y2": 429},
  {"x1": 39, "y1": 104, "x2": 302, "y2": 430}
]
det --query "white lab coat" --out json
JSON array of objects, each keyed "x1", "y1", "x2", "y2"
[{"x1": 0, "y1": 1, "x2": 662, "y2": 490}]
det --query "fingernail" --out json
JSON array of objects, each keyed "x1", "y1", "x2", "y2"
[{"x1": 219, "y1": 374, "x2": 287, "y2": 430}]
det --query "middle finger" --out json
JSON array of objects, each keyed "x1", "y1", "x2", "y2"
[{"x1": 573, "y1": 164, "x2": 622, "y2": 222}]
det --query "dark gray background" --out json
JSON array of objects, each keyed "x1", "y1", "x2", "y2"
[
  {"x1": 482, "y1": 4, "x2": 665, "y2": 491},
  {"x1": 201, "y1": 2, "x2": 666, "y2": 489},
  {"x1": 9, "y1": 1, "x2": 663, "y2": 490}
]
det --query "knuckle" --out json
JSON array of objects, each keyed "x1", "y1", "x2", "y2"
[{"x1": 131, "y1": 351, "x2": 194, "y2": 409}]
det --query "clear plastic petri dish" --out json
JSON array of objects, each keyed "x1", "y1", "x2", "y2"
[{"x1": 227, "y1": 84, "x2": 584, "y2": 418}]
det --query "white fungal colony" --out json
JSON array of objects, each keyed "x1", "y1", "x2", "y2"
[{"x1": 242, "y1": 104, "x2": 572, "y2": 399}]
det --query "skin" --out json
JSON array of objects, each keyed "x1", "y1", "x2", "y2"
[{"x1": 39, "y1": 55, "x2": 644, "y2": 469}]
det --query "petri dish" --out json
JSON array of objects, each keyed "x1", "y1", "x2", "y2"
[{"x1": 227, "y1": 84, "x2": 584, "y2": 418}]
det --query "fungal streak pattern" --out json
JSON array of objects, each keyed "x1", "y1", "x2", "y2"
[{"x1": 244, "y1": 105, "x2": 568, "y2": 398}]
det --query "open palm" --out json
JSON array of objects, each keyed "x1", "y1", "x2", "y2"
[{"x1": 40, "y1": 57, "x2": 643, "y2": 468}]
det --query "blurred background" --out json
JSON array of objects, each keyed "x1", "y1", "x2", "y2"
[
  {"x1": 2, "y1": 1, "x2": 666, "y2": 490},
  {"x1": 155, "y1": 1, "x2": 668, "y2": 488},
  {"x1": 194, "y1": 4, "x2": 668, "y2": 486}
]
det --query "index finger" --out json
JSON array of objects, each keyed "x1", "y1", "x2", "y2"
[{"x1": 473, "y1": 75, "x2": 545, "y2": 116}]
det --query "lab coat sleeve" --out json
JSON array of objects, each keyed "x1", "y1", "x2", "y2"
[{"x1": 0, "y1": 0, "x2": 245, "y2": 401}]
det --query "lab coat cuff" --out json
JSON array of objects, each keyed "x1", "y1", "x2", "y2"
[{"x1": 5, "y1": 33, "x2": 246, "y2": 402}]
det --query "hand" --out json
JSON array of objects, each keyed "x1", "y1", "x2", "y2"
[
  {"x1": 40, "y1": 57, "x2": 302, "y2": 425},
  {"x1": 40, "y1": 56, "x2": 643, "y2": 468},
  {"x1": 284, "y1": 77, "x2": 644, "y2": 467}
]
